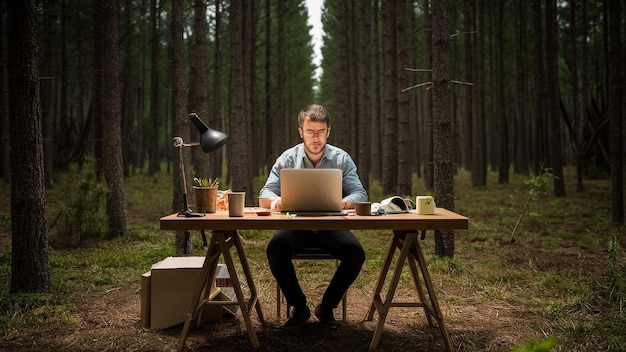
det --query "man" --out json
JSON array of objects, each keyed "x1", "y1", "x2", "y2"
[{"x1": 259, "y1": 104, "x2": 368, "y2": 329}]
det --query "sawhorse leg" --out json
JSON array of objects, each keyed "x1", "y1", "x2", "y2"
[
  {"x1": 177, "y1": 230, "x2": 265, "y2": 351},
  {"x1": 365, "y1": 230, "x2": 452, "y2": 351}
]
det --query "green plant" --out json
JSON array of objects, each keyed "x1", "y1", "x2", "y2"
[
  {"x1": 193, "y1": 177, "x2": 219, "y2": 188},
  {"x1": 510, "y1": 167, "x2": 555, "y2": 243},
  {"x1": 49, "y1": 155, "x2": 108, "y2": 246},
  {"x1": 509, "y1": 335, "x2": 557, "y2": 352}
]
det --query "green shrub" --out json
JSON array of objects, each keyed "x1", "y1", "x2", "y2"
[{"x1": 49, "y1": 155, "x2": 108, "y2": 246}]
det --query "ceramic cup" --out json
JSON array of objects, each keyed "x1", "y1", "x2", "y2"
[
  {"x1": 416, "y1": 196, "x2": 436, "y2": 215},
  {"x1": 355, "y1": 202, "x2": 372, "y2": 216},
  {"x1": 228, "y1": 192, "x2": 246, "y2": 217}
]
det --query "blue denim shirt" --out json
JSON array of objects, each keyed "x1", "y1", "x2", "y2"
[{"x1": 259, "y1": 143, "x2": 368, "y2": 204}]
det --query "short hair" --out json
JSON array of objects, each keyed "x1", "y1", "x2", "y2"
[{"x1": 298, "y1": 104, "x2": 330, "y2": 127}]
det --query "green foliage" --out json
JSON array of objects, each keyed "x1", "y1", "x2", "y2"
[
  {"x1": 50, "y1": 155, "x2": 108, "y2": 246},
  {"x1": 509, "y1": 336, "x2": 557, "y2": 352},
  {"x1": 510, "y1": 168, "x2": 555, "y2": 243},
  {"x1": 524, "y1": 168, "x2": 555, "y2": 199}
]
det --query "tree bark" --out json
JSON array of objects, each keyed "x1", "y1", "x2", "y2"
[
  {"x1": 8, "y1": 0, "x2": 52, "y2": 293},
  {"x1": 382, "y1": 0, "x2": 398, "y2": 194},
  {"x1": 607, "y1": 0, "x2": 623, "y2": 224},
  {"x1": 99, "y1": 0, "x2": 128, "y2": 239},
  {"x1": 545, "y1": 0, "x2": 566, "y2": 197},
  {"x1": 471, "y1": 0, "x2": 486, "y2": 187},
  {"x1": 211, "y1": 0, "x2": 224, "y2": 180},
  {"x1": 496, "y1": 0, "x2": 509, "y2": 184},
  {"x1": 432, "y1": 0, "x2": 455, "y2": 257},
  {"x1": 229, "y1": 0, "x2": 253, "y2": 199},
  {"x1": 41, "y1": 0, "x2": 57, "y2": 188},
  {"x1": 370, "y1": 0, "x2": 382, "y2": 183},
  {"x1": 396, "y1": 0, "x2": 412, "y2": 196},
  {"x1": 423, "y1": 0, "x2": 434, "y2": 191},
  {"x1": 189, "y1": 0, "x2": 210, "y2": 179},
  {"x1": 147, "y1": 0, "x2": 161, "y2": 176},
  {"x1": 0, "y1": 0, "x2": 9, "y2": 182},
  {"x1": 357, "y1": 0, "x2": 371, "y2": 194},
  {"x1": 171, "y1": 0, "x2": 191, "y2": 254}
]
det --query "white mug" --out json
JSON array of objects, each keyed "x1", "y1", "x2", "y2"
[{"x1": 416, "y1": 196, "x2": 436, "y2": 215}]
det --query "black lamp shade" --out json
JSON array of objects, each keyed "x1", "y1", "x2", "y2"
[{"x1": 190, "y1": 113, "x2": 229, "y2": 153}]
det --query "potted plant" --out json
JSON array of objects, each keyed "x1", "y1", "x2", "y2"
[{"x1": 193, "y1": 177, "x2": 219, "y2": 213}]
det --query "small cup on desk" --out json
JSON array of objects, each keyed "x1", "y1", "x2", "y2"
[
  {"x1": 416, "y1": 196, "x2": 436, "y2": 215},
  {"x1": 258, "y1": 198, "x2": 272, "y2": 209},
  {"x1": 228, "y1": 192, "x2": 246, "y2": 217},
  {"x1": 355, "y1": 202, "x2": 372, "y2": 216}
]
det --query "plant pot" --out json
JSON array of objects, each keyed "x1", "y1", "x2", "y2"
[{"x1": 193, "y1": 186, "x2": 218, "y2": 213}]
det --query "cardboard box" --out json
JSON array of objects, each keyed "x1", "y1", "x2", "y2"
[
  {"x1": 148, "y1": 256, "x2": 220, "y2": 330},
  {"x1": 140, "y1": 271, "x2": 151, "y2": 328}
]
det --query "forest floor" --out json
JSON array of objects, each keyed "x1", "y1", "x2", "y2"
[{"x1": 1, "y1": 167, "x2": 625, "y2": 351}]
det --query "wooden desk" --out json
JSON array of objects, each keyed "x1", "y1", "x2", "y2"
[{"x1": 160, "y1": 208, "x2": 468, "y2": 351}]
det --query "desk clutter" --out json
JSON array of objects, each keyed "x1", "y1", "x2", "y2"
[{"x1": 140, "y1": 257, "x2": 237, "y2": 329}]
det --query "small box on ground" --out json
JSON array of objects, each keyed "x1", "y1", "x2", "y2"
[{"x1": 140, "y1": 256, "x2": 232, "y2": 330}]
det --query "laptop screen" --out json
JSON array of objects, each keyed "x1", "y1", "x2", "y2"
[{"x1": 280, "y1": 168, "x2": 343, "y2": 214}]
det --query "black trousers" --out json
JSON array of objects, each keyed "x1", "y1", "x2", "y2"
[{"x1": 266, "y1": 229, "x2": 365, "y2": 310}]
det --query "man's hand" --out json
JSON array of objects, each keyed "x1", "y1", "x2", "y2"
[
  {"x1": 271, "y1": 198, "x2": 282, "y2": 211},
  {"x1": 341, "y1": 201, "x2": 354, "y2": 210}
]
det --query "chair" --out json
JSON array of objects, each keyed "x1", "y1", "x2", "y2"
[{"x1": 276, "y1": 247, "x2": 348, "y2": 322}]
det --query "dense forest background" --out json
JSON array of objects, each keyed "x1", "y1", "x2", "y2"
[
  {"x1": 2, "y1": 0, "x2": 625, "y2": 290},
  {"x1": 2, "y1": 0, "x2": 624, "y2": 200}
]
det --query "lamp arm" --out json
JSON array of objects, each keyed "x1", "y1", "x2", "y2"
[{"x1": 175, "y1": 137, "x2": 203, "y2": 217}]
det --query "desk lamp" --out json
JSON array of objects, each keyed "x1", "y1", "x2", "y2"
[{"x1": 174, "y1": 113, "x2": 229, "y2": 217}]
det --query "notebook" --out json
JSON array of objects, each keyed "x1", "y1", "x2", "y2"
[{"x1": 280, "y1": 168, "x2": 345, "y2": 216}]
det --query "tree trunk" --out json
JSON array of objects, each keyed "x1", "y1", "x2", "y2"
[
  {"x1": 370, "y1": 0, "x2": 382, "y2": 183},
  {"x1": 229, "y1": 0, "x2": 253, "y2": 199},
  {"x1": 211, "y1": 0, "x2": 224, "y2": 180},
  {"x1": 171, "y1": 0, "x2": 191, "y2": 254},
  {"x1": 0, "y1": 1, "x2": 9, "y2": 183},
  {"x1": 496, "y1": 1, "x2": 509, "y2": 184},
  {"x1": 189, "y1": 0, "x2": 210, "y2": 179},
  {"x1": 545, "y1": 0, "x2": 566, "y2": 197},
  {"x1": 532, "y1": 0, "x2": 546, "y2": 175},
  {"x1": 41, "y1": 0, "x2": 57, "y2": 188},
  {"x1": 396, "y1": 0, "x2": 412, "y2": 196},
  {"x1": 462, "y1": 0, "x2": 473, "y2": 172},
  {"x1": 514, "y1": 0, "x2": 530, "y2": 176},
  {"x1": 608, "y1": 0, "x2": 623, "y2": 224},
  {"x1": 471, "y1": 0, "x2": 486, "y2": 187},
  {"x1": 8, "y1": 0, "x2": 52, "y2": 293},
  {"x1": 431, "y1": 0, "x2": 455, "y2": 257},
  {"x1": 357, "y1": 0, "x2": 371, "y2": 194},
  {"x1": 147, "y1": 0, "x2": 161, "y2": 176},
  {"x1": 382, "y1": 0, "x2": 398, "y2": 194},
  {"x1": 423, "y1": 0, "x2": 434, "y2": 191},
  {"x1": 99, "y1": 0, "x2": 128, "y2": 239}
]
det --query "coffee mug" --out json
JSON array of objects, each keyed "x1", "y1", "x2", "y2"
[
  {"x1": 355, "y1": 202, "x2": 372, "y2": 216},
  {"x1": 416, "y1": 196, "x2": 436, "y2": 215},
  {"x1": 228, "y1": 192, "x2": 246, "y2": 217}
]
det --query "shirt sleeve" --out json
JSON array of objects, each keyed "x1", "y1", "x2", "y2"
[{"x1": 339, "y1": 152, "x2": 368, "y2": 204}]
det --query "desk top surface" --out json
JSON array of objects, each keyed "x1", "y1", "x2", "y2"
[{"x1": 160, "y1": 208, "x2": 468, "y2": 231}]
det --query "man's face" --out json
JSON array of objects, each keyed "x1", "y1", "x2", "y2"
[{"x1": 298, "y1": 118, "x2": 330, "y2": 159}]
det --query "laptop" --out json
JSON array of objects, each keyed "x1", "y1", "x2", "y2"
[{"x1": 280, "y1": 168, "x2": 346, "y2": 216}]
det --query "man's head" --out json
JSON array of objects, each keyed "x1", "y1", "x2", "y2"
[
  {"x1": 298, "y1": 104, "x2": 331, "y2": 164},
  {"x1": 298, "y1": 104, "x2": 330, "y2": 127}
]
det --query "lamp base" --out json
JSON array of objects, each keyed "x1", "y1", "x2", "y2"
[{"x1": 177, "y1": 208, "x2": 205, "y2": 217}]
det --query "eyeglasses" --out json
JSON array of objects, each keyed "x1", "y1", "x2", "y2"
[{"x1": 302, "y1": 129, "x2": 328, "y2": 138}]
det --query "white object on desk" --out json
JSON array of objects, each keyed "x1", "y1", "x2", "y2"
[{"x1": 416, "y1": 196, "x2": 436, "y2": 215}]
